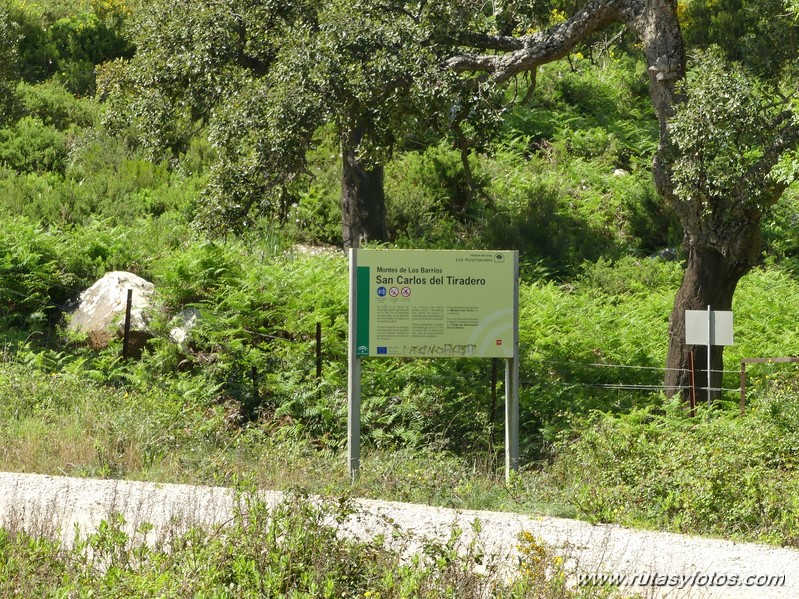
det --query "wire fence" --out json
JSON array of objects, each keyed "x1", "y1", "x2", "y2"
[{"x1": 521, "y1": 358, "x2": 744, "y2": 395}]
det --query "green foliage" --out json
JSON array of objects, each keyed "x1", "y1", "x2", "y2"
[
  {"x1": 518, "y1": 257, "x2": 681, "y2": 446},
  {"x1": 0, "y1": 217, "x2": 76, "y2": 330},
  {"x1": 387, "y1": 143, "x2": 489, "y2": 246},
  {"x1": 99, "y1": 0, "x2": 255, "y2": 155},
  {"x1": 622, "y1": 176, "x2": 683, "y2": 252},
  {"x1": 382, "y1": 55, "x2": 669, "y2": 274},
  {"x1": 65, "y1": 129, "x2": 201, "y2": 224},
  {"x1": 681, "y1": 0, "x2": 799, "y2": 78},
  {"x1": 479, "y1": 162, "x2": 620, "y2": 276},
  {"x1": 544, "y1": 394, "x2": 799, "y2": 544},
  {"x1": 15, "y1": 80, "x2": 97, "y2": 129},
  {"x1": 578, "y1": 255, "x2": 684, "y2": 296},
  {"x1": 147, "y1": 244, "x2": 349, "y2": 430},
  {"x1": 762, "y1": 190, "x2": 799, "y2": 263},
  {"x1": 152, "y1": 241, "x2": 245, "y2": 308},
  {"x1": 669, "y1": 48, "x2": 789, "y2": 214},
  {"x1": 286, "y1": 186, "x2": 343, "y2": 246},
  {"x1": 519, "y1": 269, "x2": 799, "y2": 540},
  {"x1": 727, "y1": 266, "x2": 799, "y2": 360},
  {"x1": 476, "y1": 161, "x2": 662, "y2": 277},
  {"x1": 519, "y1": 55, "x2": 658, "y2": 163},
  {"x1": 0, "y1": 4, "x2": 19, "y2": 124},
  {"x1": 0, "y1": 212, "x2": 682, "y2": 459},
  {"x1": 0, "y1": 210, "x2": 197, "y2": 343},
  {"x1": 97, "y1": 0, "x2": 334, "y2": 231},
  {"x1": 0, "y1": 123, "x2": 202, "y2": 228},
  {"x1": 98, "y1": 0, "x2": 496, "y2": 236},
  {"x1": 0, "y1": 116, "x2": 68, "y2": 174},
  {"x1": 415, "y1": 56, "x2": 667, "y2": 275},
  {"x1": 9, "y1": 0, "x2": 133, "y2": 94},
  {"x1": 48, "y1": 10, "x2": 132, "y2": 94}
]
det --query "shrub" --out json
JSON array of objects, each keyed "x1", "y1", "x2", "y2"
[
  {"x1": 285, "y1": 184, "x2": 343, "y2": 246},
  {"x1": 10, "y1": 2, "x2": 133, "y2": 95},
  {"x1": 15, "y1": 80, "x2": 97, "y2": 129},
  {"x1": 0, "y1": 5, "x2": 18, "y2": 124},
  {"x1": 386, "y1": 144, "x2": 488, "y2": 247},
  {"x1": 0, "y1": 116, "x2": 69, "y2": 174},
  {"x1": 0, "y1": 217, "x2": 74, "y2": 330}
]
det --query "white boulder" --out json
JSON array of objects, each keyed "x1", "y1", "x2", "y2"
[{"x1": 67, "y1": 271, "x2": 155, "y2": 354}]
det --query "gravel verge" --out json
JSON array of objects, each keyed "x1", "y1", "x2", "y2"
[{"x1": 0, "y1": 471, "x2": 796, "y2": 598}]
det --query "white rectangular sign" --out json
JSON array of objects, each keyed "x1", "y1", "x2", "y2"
[{"x1": 685, "y1": 309, "x2": 734, "y2": 346}]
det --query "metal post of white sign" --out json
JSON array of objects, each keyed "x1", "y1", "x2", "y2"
[
  {"x1": 706, "y1": 305, "x2": 712, "y2": 406},
  {"x1": 347, "y1": 249, "x2": 361, "y2": 481},
  {"x1": 505, "y1": 358, "x2": 519, "y2": 479}
]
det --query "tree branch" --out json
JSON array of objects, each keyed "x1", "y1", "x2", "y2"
[
  {"x1": 445, "y1": 0, "x2": 625, "y2": 83},
  {"x1": 454, "y1": 32, "x2": 525, "y2": 52}
]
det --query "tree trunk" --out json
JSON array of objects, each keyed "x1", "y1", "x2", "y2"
[
  {"x1": 664, "y1": 246, "x2": 746, "y2": 402},
  {"x1": 341, "y1": 122, "x2": 388, "y2": 249}
]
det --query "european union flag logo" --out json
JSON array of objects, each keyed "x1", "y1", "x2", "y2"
[{"x1": 377, "y1": 347, "x2": 388, "y2": 355}]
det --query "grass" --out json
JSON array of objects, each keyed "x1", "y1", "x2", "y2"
[
  {"x1": 5, "y1": 346, "x2": 799, "y2": 551},
  {"x1": 0, "y1": 358, "x2": 558, "y2": 515}
]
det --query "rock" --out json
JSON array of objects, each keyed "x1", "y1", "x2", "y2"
[
  {"x1": 653, "y1": 247, "x2": 679, "y2": 261},
  {"x1": 169, "y1": 308, "x2": 202, "y2": 349},
  {"x1": 67, "y1": 271, "x2": 155, "y2": 355}
]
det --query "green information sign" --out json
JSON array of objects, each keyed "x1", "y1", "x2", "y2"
[
  {"x1": 353, "y1": 249, "x2": 517, "y2": 358},
  {"x1": 348, "y1": 248, "x2": 520, "y2": 484}
]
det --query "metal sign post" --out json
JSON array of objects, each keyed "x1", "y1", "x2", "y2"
[
  {"x1": 505, "y1": 257, "x2": 520, "y2": 479},
  {"x1": 505, "y1": 357, "x2": 519, "y2": 479},
  {"x1": 348, "y1": 250, "x2": 361, "y2": 481}
]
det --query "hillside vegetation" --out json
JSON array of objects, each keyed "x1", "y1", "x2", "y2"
[{"x1": 1, "y1": 0, "x2": 799, "y2": 573}]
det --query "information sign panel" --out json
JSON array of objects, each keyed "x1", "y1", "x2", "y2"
[
  {"x1": 685, "y1": 310, "x2": 734, "y2": 346},
  {"x1": 354, "y1": 249, "x2": 517, "y2": 358}
]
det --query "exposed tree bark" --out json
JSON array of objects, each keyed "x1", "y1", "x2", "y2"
[
  {"x1": 447, "y1": 0, "x2": 627, "y2": 82},
  {"x1": 341, "y1": 121, "x2": 388, "y2": 249},
  {"x1": 664, "y1": 235, "x2": 759, "y2": 401}
]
